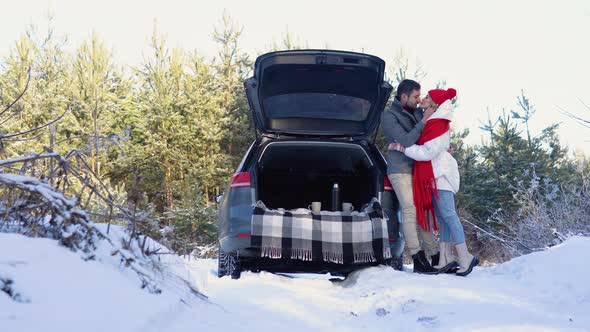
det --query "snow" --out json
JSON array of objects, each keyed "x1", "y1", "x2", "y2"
[{"x1": 2, "y1": 231, "x2": 590, "y2": 332}]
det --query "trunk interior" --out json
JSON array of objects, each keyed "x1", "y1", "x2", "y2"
[{"x1": 256, "y1": 141, "x2": 377, "y2": 211}]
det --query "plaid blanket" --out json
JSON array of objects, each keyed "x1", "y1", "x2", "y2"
[{"x1": 251, "y1": 198, "x2": 391, "y2": 264}]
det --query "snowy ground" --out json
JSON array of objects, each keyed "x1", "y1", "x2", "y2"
[{"x1": 2, "y1": 231, "x2": 589, "y2": 332}]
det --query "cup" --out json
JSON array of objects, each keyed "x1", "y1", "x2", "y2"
[
  {"x1": 308, "y1": 201, "x2": 321, "y2": 213},
  {"x1": 342, "y1": 202, "x2": 354, "y2": 213}
]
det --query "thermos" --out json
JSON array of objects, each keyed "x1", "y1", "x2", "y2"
[{"x1": 331, "y1": 182, "x2": 340, "y2": 211}]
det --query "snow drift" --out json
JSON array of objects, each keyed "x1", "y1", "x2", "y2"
[{"x1": 1, "y1": 231, "x2": 589, "y2": 332}]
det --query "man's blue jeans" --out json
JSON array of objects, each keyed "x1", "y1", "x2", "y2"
[{"x1": 432, "y1": 190, "x2": 466, "y2": 244}]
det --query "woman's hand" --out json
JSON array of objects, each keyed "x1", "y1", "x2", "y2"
[
  {"x1": 421, "y1": 107, "x2": 436, "y2": 124},
  {"x1": 388, "y1": 142, "x2": 406, "y2": 152}
]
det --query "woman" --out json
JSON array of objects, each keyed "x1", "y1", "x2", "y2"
[{"x1": 389, "y1": 88, "x2": 479, "y2": 276}]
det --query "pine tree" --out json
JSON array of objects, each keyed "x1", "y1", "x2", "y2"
[
  {"x1": 0, "y1": 35, "x2": 35, "y2": 156},
  {"x1": 0, "y1": 20, "x2": 71, "y2": 157},
  {"x1": 132, "y1": 25, "x2": 187, "y2": 211},
  {"x1": 71, "y1": 32, "x2": 128, "y2": 176},
  {"x1": 184, "y1": 52, "x2": 228, "y2": 203},
  {"x1": 212, "y1": 11, "x2": 254, "y2": 175},
  {"x1": 267, "y1": 30, "x2": 308, "y2": 52}
]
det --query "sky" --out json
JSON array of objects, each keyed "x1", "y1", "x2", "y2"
[{"x1": 1, "y1": 0, "x2": 590, "y2": 154}]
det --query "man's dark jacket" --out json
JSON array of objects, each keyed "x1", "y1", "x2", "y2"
[{"x1": 380, "y1": 98, "x2": 425, "y2": 175}]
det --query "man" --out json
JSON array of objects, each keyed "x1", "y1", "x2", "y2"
[{"x1": 381, "y1": 79, "x2": 439, "y2": 274}]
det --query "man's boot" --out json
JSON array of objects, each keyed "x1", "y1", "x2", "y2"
[
  {"x1": 455, "y1": 243, "x2": 479, "y2": 277},
  {"x1": 411, "y1": 250, "x2": 438, "y2": 274},
  {"x1": 430, "y1": 252, "x2": 440, "y2": 267}
]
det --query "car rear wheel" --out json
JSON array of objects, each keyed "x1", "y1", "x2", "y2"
[
  {"x1": 386, "y1": 254, "x2": 404, "y2": 271},
  {"x1": 218, "y1": 246, "x2": 242, "y2": 279}
]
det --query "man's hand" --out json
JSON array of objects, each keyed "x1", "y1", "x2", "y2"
[
  {"x1": 388, "y1": 142, "x2": 406, "y2": 152},
  {"x1": 421, "y1": 107, "x2": 436, "y2": 124}
]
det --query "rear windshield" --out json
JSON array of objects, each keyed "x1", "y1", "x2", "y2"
[
  {"x1": 263, "y1": 93, "x2": 371, "y2": 121},
  {"x1": 260, "y1": 64, "x2": 378, "y2": 122}
]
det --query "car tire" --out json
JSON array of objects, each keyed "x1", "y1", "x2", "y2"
[
  {"x1": 218, "y1": 246, "x2": 242, "y2": 279},
  {"x1": 386, "y1": 254, "x2": 404, "y2": 271}
]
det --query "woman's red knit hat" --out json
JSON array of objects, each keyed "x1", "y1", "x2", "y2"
[{"x1": 428, "y1": 88, "x2": 457, "y2": 105}]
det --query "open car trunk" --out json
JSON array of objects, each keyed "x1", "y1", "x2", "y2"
[
  {"x1": 245, "y1": 50, "x2": 392, "y2": 138},
  {"x1": 256, "y1": 141, "x2": 377, "y2": 211}
]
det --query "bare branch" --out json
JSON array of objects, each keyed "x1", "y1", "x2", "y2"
[
  {"x1": 2, "y1": 132, "x2": 45, "y2": 142},
  {"x1": 52, "y1": 134, "x2": 107, "y2": 146},
  {"x1": 0, "y1": 67, "x2": 32, "y2": 118},
  {"x1": 578, "y1": 98, "x2": 590, "y2": 111},
  {"x1": 557, "y1": 105, "x2": 590, "y2": 128},
  {"x1": 0, "y1": 152, "x2": 60, "y2": 166},
  {"x1": 2, "y1": 104, "x2": 69, "y2": 140},
  {"x1": 0, "y1": 111, "x2": 22, "y2": 127}
]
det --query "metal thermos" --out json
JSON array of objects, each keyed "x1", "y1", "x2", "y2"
[{"x1": 331, "y1": 182, "x2": 340, "y2": 211}]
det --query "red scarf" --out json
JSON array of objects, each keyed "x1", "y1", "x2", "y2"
[{"x1": 412, "y1": 118, "x2": 450, "y2": 231}]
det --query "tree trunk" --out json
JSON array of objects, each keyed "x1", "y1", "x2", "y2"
[
  {"x1": 93, "y1": 98, "x2": 100, "y2": 175},
  {"x1": 164, "y1": 159, "x2": 173, "y2": 208},
  {"x1": 49, "y1": 122, "x2": 55, "y2": 186}
]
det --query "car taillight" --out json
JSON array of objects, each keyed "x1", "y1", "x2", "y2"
[
  {"x1": 384, "y1": 176, "x2": 393, "y2": 192},
  {"x1": 231, "y1": 172, "x2": 251, "y2": 188}
]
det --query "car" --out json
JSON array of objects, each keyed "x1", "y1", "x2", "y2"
[{"x1": 217, "y1": 50, "x2": 404, "y2": 279}]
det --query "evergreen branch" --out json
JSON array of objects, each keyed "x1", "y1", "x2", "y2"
[{"x1": 0, "y1": 67, "x2": 31, "y2": 118}]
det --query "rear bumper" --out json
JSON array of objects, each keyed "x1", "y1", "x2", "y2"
[
  {"x1": 219, "y1": 236, "x2": 259, "y2": 257},
  {"x1": 220, "y1": 235, "x2": 405, "y2": 261},
  {"x1": 241, "y1": 257, "x2": 385, "y2": 275}
]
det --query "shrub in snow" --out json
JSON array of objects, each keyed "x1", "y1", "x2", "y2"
[
  {"x1": 462, "y1": 170, "x2": 590, "y2": 262},
  {"x1": 0, "y1": 174, "x2": 98, "y2": 254},
  {"x1": 0, "y1": 173, "x2": 165, "y2": 293},
  {"x1": 506, "y1": 172, "x2": 590, "y2": 251},
  {"x1": 157, "y1": 194, "x2": 218, "y2": 256},
  {"x1": 0, "y1": 277, "x2": 30, "y2": 303}
]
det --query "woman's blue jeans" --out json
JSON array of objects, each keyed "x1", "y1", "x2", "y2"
[{"x1": 432, "y1": 190, "x2": 466, "y2": 244}]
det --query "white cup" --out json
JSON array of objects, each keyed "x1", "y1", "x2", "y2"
[
  {"x1": 342, "y1": 202, "x2": 354, "y2": 213},
  {"x1": 308, "y1": 202, "x2": 321, "y2": 213}
]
